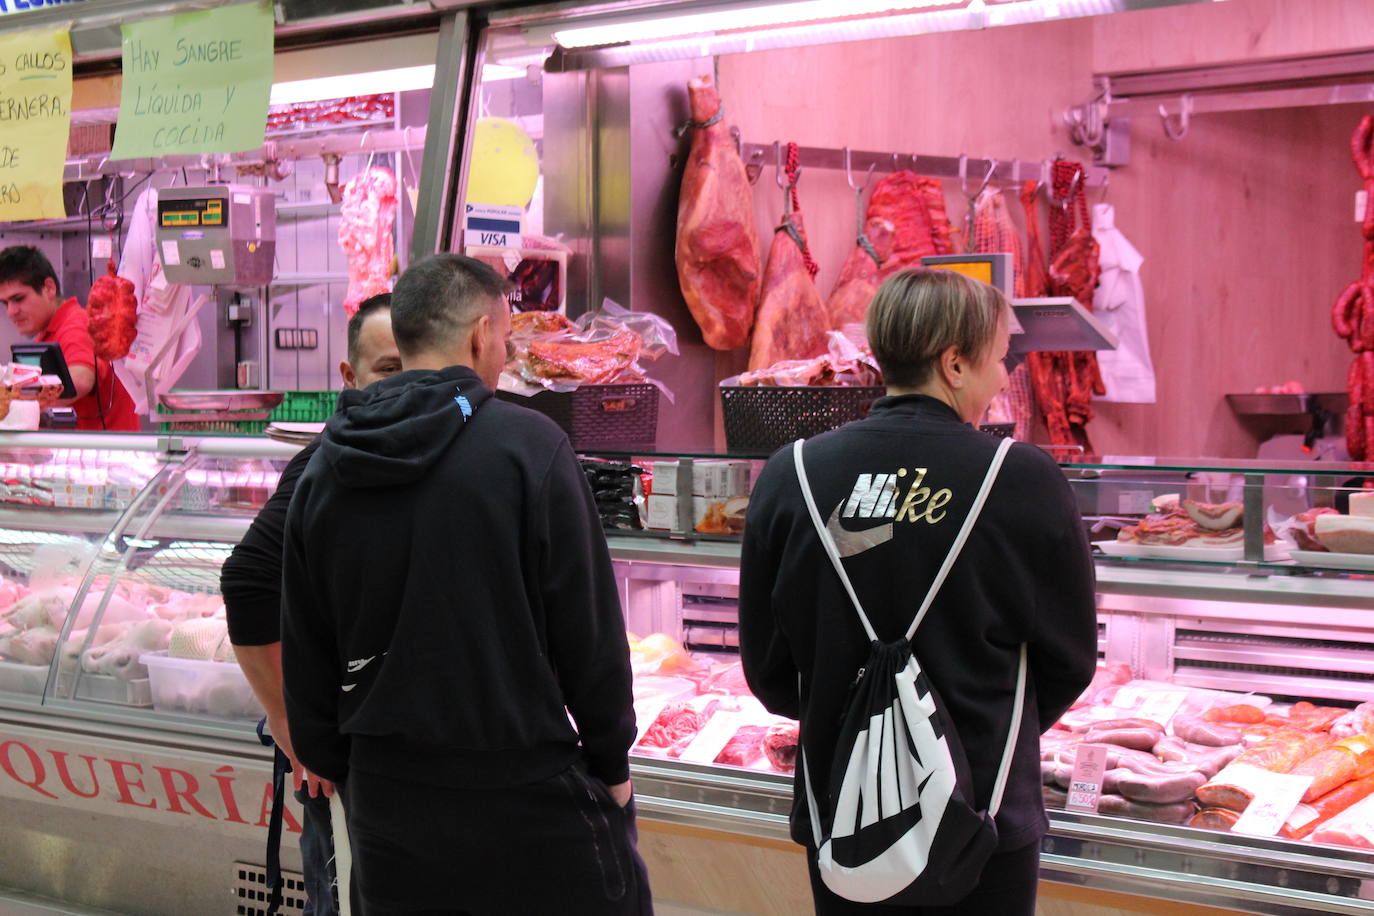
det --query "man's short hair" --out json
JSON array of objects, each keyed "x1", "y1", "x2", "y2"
[
  {"x1": 390, "y1": 255, "x2": 510, "y2": 357},
  {"x1": 865, "y1": 268, "x2": 1009, "y2": 389},
  {"x1": 0, "y1": 246, "x2": 59, "y2": 296},
  {"x1": 346, "y1": 293, "x2": 392, "y2": 366}
]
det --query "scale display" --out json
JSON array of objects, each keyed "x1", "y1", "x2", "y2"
[{"x1": 157, "y1": 197, "x2": 227, "y2": 229}]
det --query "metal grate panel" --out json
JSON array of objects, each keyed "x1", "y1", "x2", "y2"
[{"x1": 232, "y1": 862, "x2": 306, "y2": 916}]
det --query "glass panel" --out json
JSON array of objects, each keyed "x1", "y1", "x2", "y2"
[
  {"x1": 0, "y1": 446, "x2": 162, "y2": 702},
  {"x1": 51, "y1": 452, "x2": 287, "y2": 726}
]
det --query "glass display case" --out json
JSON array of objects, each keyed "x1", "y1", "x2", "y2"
[{"x1": 1, "y1": 436, "x2": 1372, "y2": 914}]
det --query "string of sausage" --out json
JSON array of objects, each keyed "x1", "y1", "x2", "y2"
[
  {"x1": 1021, "y1": 181, "x2": 1076, "y2": 446},
  {"x1": 1049, "y1": 159, "x2": 1105, "y2": 450},
  {"x1": 1333, "y1": 115, "x2": 1374, "y2": 461}
]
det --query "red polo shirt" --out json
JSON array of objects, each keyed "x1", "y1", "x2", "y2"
[{"x1": 37, "y1": 298, "x2": 140, "y2": 432}]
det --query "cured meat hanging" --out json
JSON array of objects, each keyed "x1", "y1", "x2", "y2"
[
  {"x1": 86, "y1": 259, "x2": 138, "y2": 361},
  {"x1": 970, "y1": 188, "x2": 1035, "y2": 439},
  {"x1": 1022, "y1": 181, "x2": 1074, "y2": 446},
  {"x1": 865, "y1": 170, "x2": 955, "y2": 276},
  {"x1": 675, "y1": 75, "x2": 762, "y2": 351},
  {"x1": 338, "y1": 165, "x2": 399, "y2": 317},
  {"x1": 1027, "y1": 161, "x2": 1105, "y2": 448},
  {"x1": 826, "y1": 216, "x2": 894, "y2": 331},
  {"x1": 1333, "y1": 116, "x2": 1374, "y2": 460},
  {"x1": 748, "y1": 144, "x2": 830, "y2": 371}
]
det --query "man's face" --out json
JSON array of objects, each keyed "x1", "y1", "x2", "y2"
[
  {"x1": 475, "y1": 298, "x2": 513, "y2": 389},
  {"x1": 340, "y1": 309, "x2": 402, "y2": 389},
  {"x1": 0, "y1": 277, "x2": 59, "y2": 339}
]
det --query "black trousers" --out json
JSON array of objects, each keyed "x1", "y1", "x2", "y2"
[
  {"x1": 344, "y1": 762, "x2": 652, "y2": 916},
  {"x1": 807, "y1": 840, "x2": 1041, "y2": 916}
]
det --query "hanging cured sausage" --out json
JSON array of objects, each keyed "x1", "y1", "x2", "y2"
[
  {"x1": 1333, "y1": 116, "x2": 1374, "y2": 460},
  {"x1": 1022, "y1": 181, "x2": 1074, "y2": 447},
  {"x1": 675, "y1": 75, "x2": 762, "y2": 351}
]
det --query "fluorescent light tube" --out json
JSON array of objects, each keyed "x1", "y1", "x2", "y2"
[
  {"x1": 552, "y1": 0, "x2": 954, "y2": 48},
  {"x1": 270, "y1": 65, "x2": 437, "y2": 106}
]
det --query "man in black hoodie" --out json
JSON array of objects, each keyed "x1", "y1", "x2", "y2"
[{"x1": 281, "y1": 254, "x2": 648, "y2": 914}]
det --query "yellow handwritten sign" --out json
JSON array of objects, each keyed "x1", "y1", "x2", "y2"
[
  {"x1": 111, "y1": 1, "x2": 273, "y2": 158},
  {"x1": 0, "y1": 26, "x2": 72, "y2": 220}
]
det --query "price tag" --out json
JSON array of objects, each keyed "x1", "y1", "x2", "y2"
[
  {"x1": 678, "y1": 710, "x2": 744, "y2": 764},
  {"x1": 1065, "y1": 743, "x2": 1109, "y2": 813},
  {"x1": 1117, "y1": 489, "x2": 1155, "y2": 514},
  {"x1": 1135, "y1": 690, "x2": 1188, "y2": 727},
  {"x1": 1222, "y1": 766, "x2": 1313, "y2": 836},
  {"x1": 1358, "y1": 189, "x2": 1369, "y2": 223},
  {"x1": 91, "y1": 236, "x2": 113, "y2": 260}
]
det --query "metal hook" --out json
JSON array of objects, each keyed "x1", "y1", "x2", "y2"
[
  {"x1": 773, "y1": 141, "x2": 787, "y2": 190},
  {"x1": 976, "y1": 158, "x2": 998, "y2": 198},
  {"x1": 958, "y1": 154, "x2": 969, "y2": 196},
  {"x1": 1052, "y1": 168, "x2": 1085, "y2": 212},
  {"x1": 843, "y1": 146, "x2": 876, "y2": 194},
  {"x1": 1159, "y1": 94, "x2": 1191, "y2": 142}
]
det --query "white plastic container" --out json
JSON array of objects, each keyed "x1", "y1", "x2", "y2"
[{"x1": 141, "y1": 651, "x2": 263, "y2": 720}]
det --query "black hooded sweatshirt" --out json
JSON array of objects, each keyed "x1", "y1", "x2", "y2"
[
  {"x1": 739, "y1": 394, "x2": 1098, "y2": 852},
  {"x1": 281, "y1": 365, "x2": 636, "y2": 789}
]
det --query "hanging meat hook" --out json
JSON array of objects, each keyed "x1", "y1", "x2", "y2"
[{"x1": 1159, "y1": 95, "x2": 1192, "y2": 142}]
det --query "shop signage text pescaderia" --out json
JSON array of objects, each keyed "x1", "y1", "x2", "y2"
[
  {"x1": 0, "y1": 723, "x2": 303, "y2": 838},
  {"x1": 111, "y1": 0, "x2": 273, "y2": 158},
  {"x1": 0, "y1": 24, "x2": 72, "y2": 219}
]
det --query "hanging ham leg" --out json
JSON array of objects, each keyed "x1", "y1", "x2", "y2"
[
  {"x1": 749, "y1": 211, "x2": 830, "y2": 371},
  {"x1": 825, "y1": 217, "x2": 894, "y2": 330},
  {"x1": 675, "y1": 75, "x2": 762, "y2": 351}
]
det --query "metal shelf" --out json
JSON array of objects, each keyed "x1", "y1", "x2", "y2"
[
  {"x1": 275, "y1": 201, "x2": 342, "y2": 222},
  {"x1": 270, "y1": 273, "x2": 350, "y2": 288}
]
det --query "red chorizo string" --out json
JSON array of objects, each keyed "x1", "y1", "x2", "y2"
[
  {"x1": 1333, "y1": 116, "x2": 1374, "y2": 460},
  {"x1": 783, "y1": 142, "x2": 820, "y2": 278}
]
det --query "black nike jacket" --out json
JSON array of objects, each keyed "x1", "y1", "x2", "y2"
[{"x1": 739, "y1": 394, "x2": 1098, "y2": 851}]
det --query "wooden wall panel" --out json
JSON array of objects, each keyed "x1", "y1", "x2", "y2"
[
  {"x1": 716, "y1": 6, "x2": 1369, "y2": 458},
  {"x1": 1092, "y1": 0, "x2": 1374, "y2": 74}
]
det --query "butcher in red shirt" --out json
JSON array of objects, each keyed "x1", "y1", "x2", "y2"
[{"x1": 0, "y1": 246, "x2": 139, "y2": 431}]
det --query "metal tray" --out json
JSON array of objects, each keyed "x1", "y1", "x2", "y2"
[
  {"x1": 1225, "y1": 392, "x2": 1347, "y2": 416},
  {"x1": 158, "y1": 391, "x2": 284, "y2": 412}
]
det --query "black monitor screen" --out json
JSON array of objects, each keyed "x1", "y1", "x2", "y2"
[{"x1": 10, "y1": 343, "x2": 75, "y2": 399}]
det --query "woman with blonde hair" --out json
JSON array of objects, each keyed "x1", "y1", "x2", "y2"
[{"x1": 740, "y1": 268, "x2": 1098, "y2": 914}]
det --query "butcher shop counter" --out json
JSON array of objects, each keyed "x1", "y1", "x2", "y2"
[{"x1": 0, "y1": 435, "x2": 1372, "y2": 915}]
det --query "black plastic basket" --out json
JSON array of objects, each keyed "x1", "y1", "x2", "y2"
[
  {"x1": 978, "y1": 422, "x2": 1017, "y2": 439},
  {"x1": 720, "y1": 386, "x2": 886, "y2": 452},
  {"x1": 497, "y1": 383, "x2": 659, "y2": 451}
]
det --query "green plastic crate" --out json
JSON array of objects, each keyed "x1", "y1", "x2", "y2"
[
  {"x1": 157, "y1": 419, "x2": 270, "y2": 435},
  {"x1": 272, "y1": 390, "x2": 339, "y2": 423}
]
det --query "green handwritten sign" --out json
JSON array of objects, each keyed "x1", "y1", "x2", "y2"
[
  {"x1": 0, "y1": 26, "x2": 72, "y2": 220},
  {"x1": 111, "y1": 1, "x2": 273, "y2": 158}
]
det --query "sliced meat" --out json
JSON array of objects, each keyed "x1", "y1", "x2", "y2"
[
  {"x1": 1184, "y1": 499, "x2": 1244, "y2": 532},
  {"x1": 763, "y1": 721, "x2": 799, "y2": 773},
  {"x1": 675, "y1": 75, "x2": 761, "y2": 350},
  {"x1": 1188, "y1": 807, "x2": 1240, "y2": 831}
]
